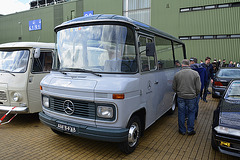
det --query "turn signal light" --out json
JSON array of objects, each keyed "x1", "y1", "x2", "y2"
[
  {"x1": 113, "y1": 94, "x2": 125, "y2": 99},
  {"x1": 214, "y1": 81, "x2": 223, "y2": 86},
  {"x1": 40, "y1": 85, "x2": 42, "y2": 90}
]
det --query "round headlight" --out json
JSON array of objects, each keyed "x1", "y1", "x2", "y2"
[
  {"x1": 42, "y1": 96, "x2": 49, "y2": 108},
  {"x1": 13, "y1": 92, "x2": 22, "y2": 102}
]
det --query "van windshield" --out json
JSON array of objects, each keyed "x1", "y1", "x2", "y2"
[
  {"x1": 0, "y1": 50, "x2": 29, "y2": 73},
  {"x1": 56, "y1": 25, "x2": 137, "y2": 73}
]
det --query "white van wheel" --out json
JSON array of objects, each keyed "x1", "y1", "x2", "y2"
[{"x1": 119, "y1": 116, "x2": 141, "y2": 154}]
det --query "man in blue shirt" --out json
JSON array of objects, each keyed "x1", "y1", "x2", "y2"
[
  {"x1": 201, "y1": 57, "x2": 214, "y2": 102},
  {"x1": 190, "y1": 57, "x2": 207, "y2": 119}
]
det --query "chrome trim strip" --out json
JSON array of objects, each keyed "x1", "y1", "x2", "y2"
[{"x1": 0, "y1": 106, "x2": 28, "y2": 113}]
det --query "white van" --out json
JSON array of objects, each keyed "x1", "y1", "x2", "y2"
[
  {"x1": 39, "y1": 15, "x2": 186, "y2": 153},
  {"x1": 0, "y1": 42, "x2": 54, "y2": 113}
]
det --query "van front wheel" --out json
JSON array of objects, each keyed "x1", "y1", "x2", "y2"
[{"x1": 119, "y1": 116, "x2": 141, "y2": 154}]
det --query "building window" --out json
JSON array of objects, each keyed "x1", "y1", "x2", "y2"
[
  {"x1": 203, "y1": 35, "x2": 214, "y2": 39},
  {"x1": 179, "y1": 36, "x2": 190, "y2": 40},
  {"x1": 204, "y1": 5, "x2": 216, "y2": 10},
  {"x1": 192, "y1": 7, "x2": 203, "y2": 11},
  {"x1": 191, "y1": 36, "x2": 201, "y2": 40},
  {"x1": 216, "y1": 35, "x2": 228, "y2": 39},
  {"x1": 218, "y1": 4, "x2": 230, "y2": 8},
  {"x1": 179, "y1": 34, "x2": 240, "y2": 40},
  {"x1": 180, "y1": 8, "x2": 190, "y2": 12},
  {"x1": 180, "y1": 2, "x2": 240, "y2": 13},
  {"x1": 230, "y1": 34, "x2": 240, "y2": 38},
  {"x1": 123, "y1": 0, "x2": 151, "y2": 25}
]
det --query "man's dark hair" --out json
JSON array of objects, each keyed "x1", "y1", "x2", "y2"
[
  {"x1": 205, "y1": 56, "x2": 211, "y2": 61},
  {"x1": 190, "y1": 57, "x2": 197, "y2": 63}
]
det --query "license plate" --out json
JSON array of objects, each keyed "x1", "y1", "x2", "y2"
[
  {"x1": 220, "y1": 141, "x2": 230, "y2": 147},
  {"x1": 57, "y1": 123, "x2": 76, "y2": 133}
]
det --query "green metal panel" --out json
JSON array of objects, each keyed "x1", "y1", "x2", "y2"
[
  {"x1": 151, "y1": 0, "x2": 182, "y2": 38},
  {"x1": 83, "y1": 0, "x2": 122, "y2": 15},
  {"x1": 179, "y1": 6, "x2": 240, "y2": 35},
  {"x1": 0, "y1": 6, "x2": 56, "y2": 43},
  {"x1": 185, "y1": 39, "x2": 240, "y2": 63}
]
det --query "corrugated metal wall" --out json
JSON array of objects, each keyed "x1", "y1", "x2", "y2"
[{"x1": 177, "y1": 0, "x2": 240, "y2": 63}]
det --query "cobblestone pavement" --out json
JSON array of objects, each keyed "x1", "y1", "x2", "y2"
[{"x1": 0, "y1": 94, "x2": 239, "y2": 160}]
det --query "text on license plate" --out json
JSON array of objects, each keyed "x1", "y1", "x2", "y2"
[{"x1": 57, "y1": 123, "x2": 76, "y2": 133}]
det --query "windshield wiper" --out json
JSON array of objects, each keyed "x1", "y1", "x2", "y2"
[
  {"x1": 59, "y1": 68, "x2": 102, "y2": 77},
  {"x1": 0, "y1": 69, "x2": 15, "y2": 76}
]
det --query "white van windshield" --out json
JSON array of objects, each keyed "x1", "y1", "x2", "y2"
[
  {"x1": 0, "y1": 50, "x2": 29, "y2": 73},
  {"x1": 56, "y1": 25, "x2": 137, "y2": 73}
]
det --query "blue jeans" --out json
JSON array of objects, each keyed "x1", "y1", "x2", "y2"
[
  {"x1": 195, "y1": 94, "x2": 200, "y2": 118},
  {"x1": 177, "y1": 97, "x2": 196, "y2": 133},
  {"x1": 185, "y1": 94, "x2": 200, "y2": 119},
  {"x1": 203, "y1": 78, "x2": 210, "y2": 100}
]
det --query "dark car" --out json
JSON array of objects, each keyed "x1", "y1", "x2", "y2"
[
  {"x1": 211, "y1": 79, "x2": 240, "y2": 157},
  {"x1": 212, "y1": 68, "x2": 240, "y2": 98}
]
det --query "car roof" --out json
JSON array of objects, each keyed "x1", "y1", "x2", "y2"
[
  {"x1": 0, "y1": 42, "x2": 55, "y2": 49},
  {"x1": 55, "y1": 14, "x2": 183, "y2": 44}
]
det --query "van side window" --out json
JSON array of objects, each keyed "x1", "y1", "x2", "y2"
[
  {"x1": 173, "y1": 42, "x2": 184, "y2": 67},
  {"x1": 139, "y1": 36, "x2": 156, "y2": 72},
  {"x1": 155, "y1": 36, "x2": 174, "y2": 69},
  {"x1": 32, "y1": 51, "x2": 53, "y2": 73}
]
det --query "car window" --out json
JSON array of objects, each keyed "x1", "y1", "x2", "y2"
[
  {"x1": 225, "y1": 81, "x2": 240, "y2": 100},
  {"x1": 217, "y1": 69, "x2": 240, "y2": 78}
]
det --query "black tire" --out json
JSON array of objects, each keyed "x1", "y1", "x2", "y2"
[
  {"x1": 168, "y1": 99, "x2": 176, "y2": 115},
  {"x1": 51, "y1": 128, "x2": 67, "y2": 136},
  {"x1": 211, "y1": 134, "x2": 218, "y2": 150},
  {"x1": 212, "y1": 93, "x2": 218, "y2": 98},
  {"x1": 119, "y1": 116, "x2": 141, "y2": 154}
]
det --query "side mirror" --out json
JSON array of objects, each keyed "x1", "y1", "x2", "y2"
[
  {"x1": 146, "y1": 42, "x2": 155, "y2": 57},
  {"x1": 34, "y1": 48, "x2": 40, "y2": 58}
]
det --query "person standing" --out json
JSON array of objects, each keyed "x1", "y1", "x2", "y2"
[
  {"x1": 201, "y1": 57, "x2": 213, "y2": 102},
  {"x1": 190, "y1": 57, "x2": 207, "y2": 119},
  {"x1": 172, "y1": 59, "x2": 201, "y2": 135},
  {"x1": 228, "y1": 61, "x2": 235, "y2": 67},
  {"x1": 221, "y1": 59, "x2": 226, "y2": 67}
]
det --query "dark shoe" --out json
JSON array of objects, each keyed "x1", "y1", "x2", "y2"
[
  {"x1": 203, "y1": 99, "x2": 208, "y2": 103},
  {"x1": 179, "y1": 130, "x2": 186, "y2": 135},
  {"x1": 188, "y1": 130, "x2": 196, "y2": 135}
]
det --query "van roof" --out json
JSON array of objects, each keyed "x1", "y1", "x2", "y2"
[
  {"x1": 55, "y1": 14, "x2": 182, "y2": 44},
  {"x1": 0, "y1": 42, "x2": 55, "y2": 49}
]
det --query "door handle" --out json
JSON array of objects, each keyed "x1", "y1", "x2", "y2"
[{"x1": 154, "y1": 81, "x2": 159, "y2": 84}]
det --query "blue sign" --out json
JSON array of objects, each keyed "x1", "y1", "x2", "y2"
[
  {"x1": 84, "y1": 11, "x2": 94, "y2": 17},
  {"x1": 29, "y1": 19, "x2": 42, "y2": 31}
]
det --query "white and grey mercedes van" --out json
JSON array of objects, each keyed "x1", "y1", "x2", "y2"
[{"x1": 39, "y1": 15, "x2": 186, "y2": 153}]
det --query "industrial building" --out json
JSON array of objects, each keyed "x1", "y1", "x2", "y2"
[{"x1": 0, "y1": 0, "x2": 239, "y2": 62}]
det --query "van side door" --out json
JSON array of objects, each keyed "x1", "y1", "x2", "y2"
[
  {"x1": 138, "y1": 35, "x2": 158, "y2": 127},
  {"x1": 155, "y1": 36, "x2": 176, "y2": 118},
  {"x1": 27, "y1": 49, "x2": 53, "y2": 113}
]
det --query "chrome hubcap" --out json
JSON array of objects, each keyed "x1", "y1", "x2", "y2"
[
  {"x1": 128, "y1": 122, "x2": 139, "y2": 147},
  {"x1": 172, "y1": 102, "x2": 176, "y2": 111}
]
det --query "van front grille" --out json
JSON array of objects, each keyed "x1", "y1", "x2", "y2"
[
  {"x1": 49, "y1": 96, "x2": 96, "y2": 119},
  {"x1": 0, "y1": 91, "x2": 7, "y2": 102}
]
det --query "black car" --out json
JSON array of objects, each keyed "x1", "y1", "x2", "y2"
[
  {"x1": 211, "y1": 79, "x2": 240, "y2": 157},
  {"x1": 212, "y1": 68, "x2": 240, "y2": 98}
]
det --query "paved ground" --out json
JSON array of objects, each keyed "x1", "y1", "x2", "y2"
[{"x1": 0, "y1": 94, "x2": 239, "y2": 160}]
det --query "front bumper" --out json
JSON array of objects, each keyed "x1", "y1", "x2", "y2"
[
  {"x1": 39, "y1": 111, "x2": 128, "y2": 142},
  {"x1": 0, "y1": 105, "x2": 28, "y2": 113},
  {"x1": 212, "y1": 130, "x2": 240, "y2": 157}
]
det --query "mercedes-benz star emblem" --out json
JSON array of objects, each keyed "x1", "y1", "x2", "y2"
[{"x1": 63, "y1": 100, "x2": 75, "y2": 115}]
